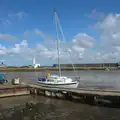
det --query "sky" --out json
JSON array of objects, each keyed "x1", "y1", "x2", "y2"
[{"x1": 0, "y1": 0, "x2": 120, "y2": 66}]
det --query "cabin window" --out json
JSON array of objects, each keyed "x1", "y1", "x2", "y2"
[{"x1": 47, "y1": 79, "x2": 54, "y2": 82}]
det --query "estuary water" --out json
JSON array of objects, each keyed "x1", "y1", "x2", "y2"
[
  {"x1": 6, "y1": 70, "x2": 120, "y2": 90},
  {"x1": 0, "y1": 70, "x2": 120, "y2": 120}
]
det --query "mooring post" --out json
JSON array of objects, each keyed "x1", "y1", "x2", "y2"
[{"x1": 34, "y1": 88, "x2": 37, "y2": 94}]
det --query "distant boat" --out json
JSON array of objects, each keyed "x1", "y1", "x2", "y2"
[{"x1": 37, "y1": 9, "x2": 80, "y2": 88}]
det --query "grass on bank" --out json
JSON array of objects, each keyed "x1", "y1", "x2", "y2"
[{"x1": 0, "y1": 67, "x2": 118, "y2": 71}]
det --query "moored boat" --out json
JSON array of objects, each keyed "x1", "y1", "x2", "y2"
[
  {"x1": 37, "y1": 74, "x2": 79, "y2": 88},
  {"x1": 37, "y1": 9, "x2": 80, "y2": 88}
]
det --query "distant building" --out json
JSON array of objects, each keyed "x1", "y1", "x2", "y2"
[
  {"x1": 53, "y1": 63, "x2": 119, "y2": 68},
  {"x1": 33, "y1": 57, "x2": 40, "y2": 68},
  {"x1": 34, "y1": 64, "x2": 40, "y2": 68}
]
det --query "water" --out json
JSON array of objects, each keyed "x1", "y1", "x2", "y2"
[
  {"x1": 6, "y1": 70, "x2": 120, "y2": 90},
  {"x1": 0, "y1": 96, "x2": 120, "y2": 120},
  {"x1": 1, "y1": 71, "x2": 120, "y2": 120}
]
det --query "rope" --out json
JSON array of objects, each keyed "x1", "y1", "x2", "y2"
[
  {"x1": 55, "y1": 12, "x2": 78, "y2": 78},
  {"x1": 55, "y1": 11, "x2": 88, "y2": 88}
]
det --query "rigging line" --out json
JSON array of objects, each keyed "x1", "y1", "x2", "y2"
[
  {"x1": 55, "y1": 11, "x2": 78, "y2": 78},
  {"x1": 55, "y1": 13, "x2": 66, "y2": 44},
  {"x1": 54, "y1": 9, "x2": 61, "y2": 77},
  {"x1": 56, "y1": 13, "x2": 85, "y2": 85}
]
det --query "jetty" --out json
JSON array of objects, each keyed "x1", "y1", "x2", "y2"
[{"x1": 1, "y1": 81, "x2": 120, "y2": 105}]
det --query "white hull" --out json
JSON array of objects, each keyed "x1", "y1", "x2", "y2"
[{"x1": 37, "y1": 81, "x2": 79, "y2": 88}]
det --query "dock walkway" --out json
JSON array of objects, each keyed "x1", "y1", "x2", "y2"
[
  {"x1": 25, "y1": 83, "x2": 120, "y2": 97},
  {"x1": 1, "y1": 82, "x2": 120, "y2": 104}
]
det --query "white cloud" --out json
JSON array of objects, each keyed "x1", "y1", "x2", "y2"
[
  {"x1": 0, "y1": 19, "x2": 11, "y2": 26},
  {"x1": 77, "y1": 12, "x2": 120, "y2": 63},
  {"x1": 0, "y1": 34, "x2": 17, "y2": 41},
  {"x1": 0, "y1": 12, "x2": 26, "y2": 28},
  {"x1": 0, "y1": 44, "x2": 7, "y2": 55},
  {"x1": 94, "y1": 13, "x2": 120, "y2": 47},
  {"x1": 71, "y1": 45, "x2": 85, "y2": 52},
  {"x1": 0, "y1": 60, "x2": 5, "y2": 62},
  {"x1": 0, "y1": 31, "x2": 95, "y2": 65},
  {"x1": 1, "y1": 28, "x2": 116, "y2": 65},
  {"x1": 87, "y1": 9, "x2": 105, "y2": 21},
  {"x1": 8, "y1": 12, "x2": 26, "y2": 19},
  {"x1": 72, "y1": 33, "x2": 94, "y2": 48},
  {"x1": 33, "y1": 29, "x2": 54, "y2": 41},
  {"x1": 2, "y1": 11, "x2": 120, "y2": 65},
  {"x1": 84, "y1": 12, "x2": 120, "y2": 63},
  {"x1": 8, "y1": 40, "x2": 30, "y2": 56}
]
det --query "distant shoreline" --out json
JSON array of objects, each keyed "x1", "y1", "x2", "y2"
[{"x1": 0, "y1": 67, "x2": 118, "y2": 72}]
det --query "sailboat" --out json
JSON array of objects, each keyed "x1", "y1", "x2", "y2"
[{"x1": 37, "y1": 9, "x2": 80, "y2": 88}]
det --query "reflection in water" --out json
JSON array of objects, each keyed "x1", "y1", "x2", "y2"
[{"x1": 0, "y1": 96, "x2": 120, "y2": 120}]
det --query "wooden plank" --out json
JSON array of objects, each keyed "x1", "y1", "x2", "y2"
[{"x1": 26, "y1": 83, "x2": 120, "y2": 97}]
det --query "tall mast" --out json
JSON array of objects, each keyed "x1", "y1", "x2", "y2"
[{"x1": 54, "y1": 9, "x2": 61, "y2": 77}]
